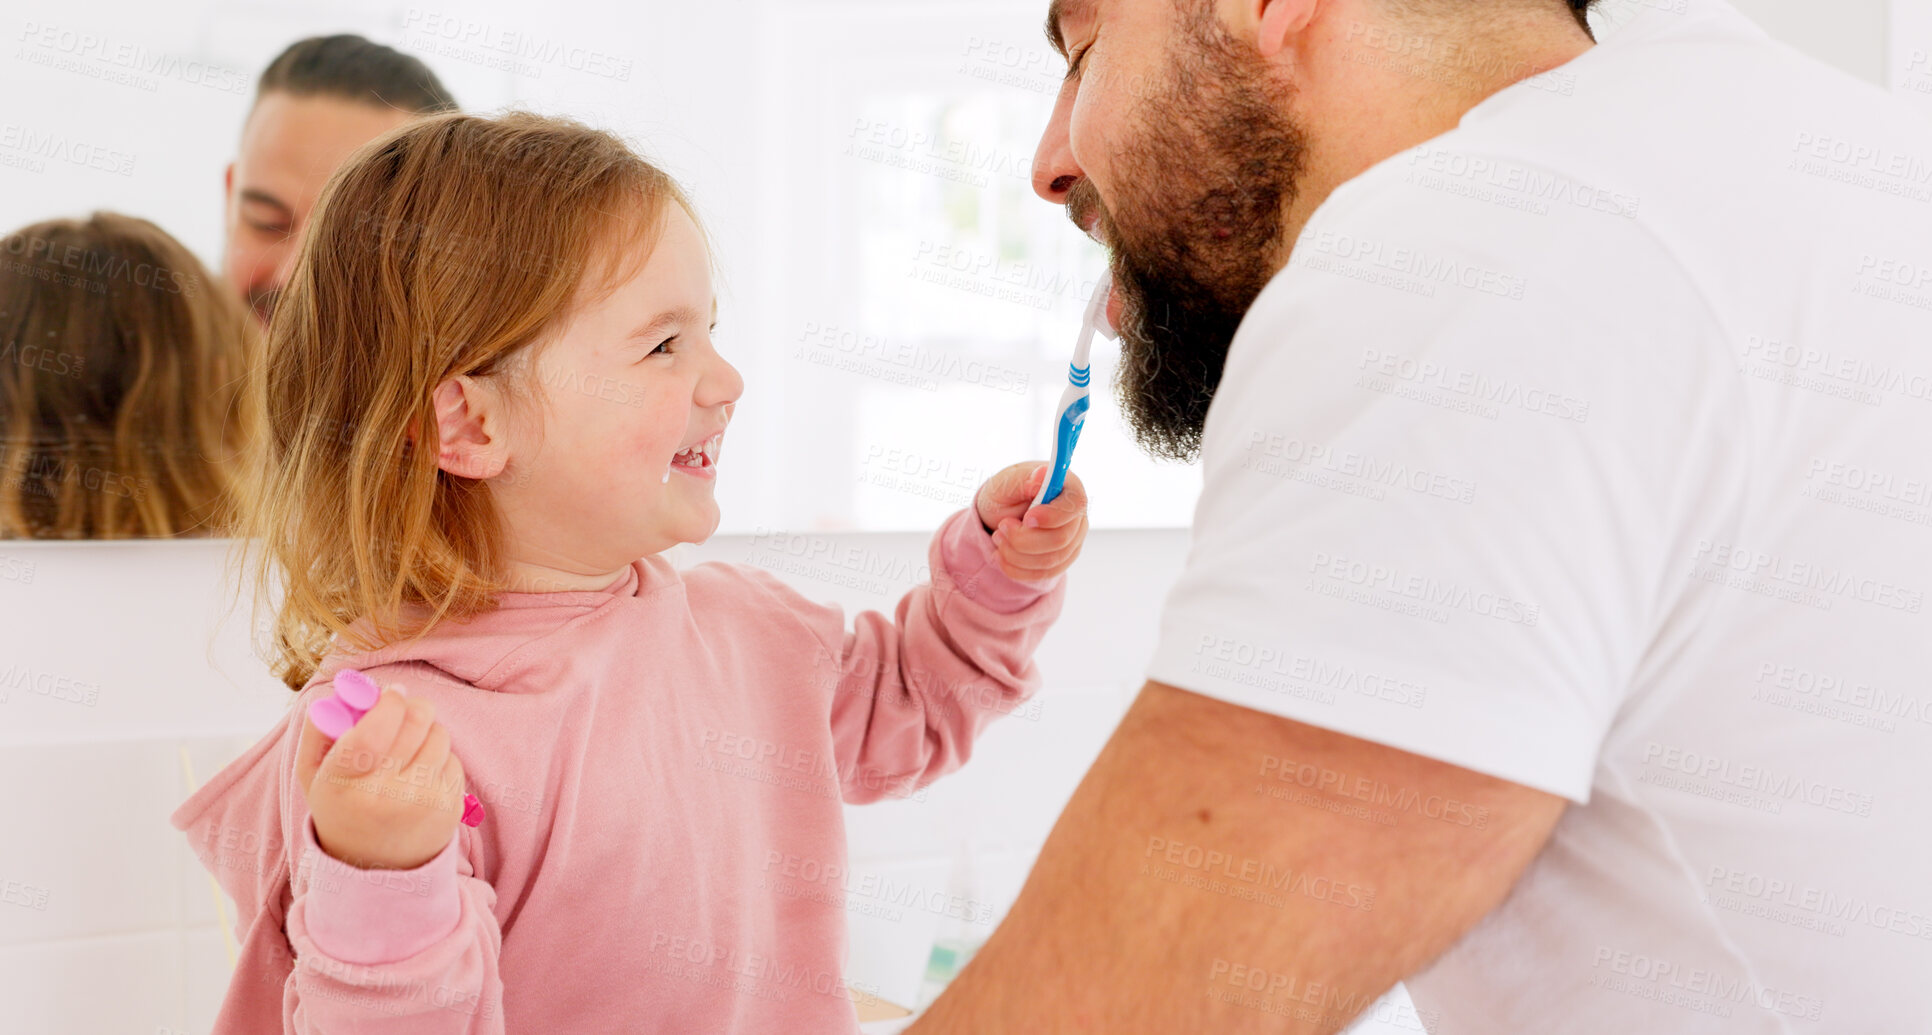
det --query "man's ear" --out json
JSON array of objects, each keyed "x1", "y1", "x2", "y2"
[
  {"x1": 1256, "y1": 0, "x2": 1318, "y2": 59},
  {"x1": 429, "y1": 374, "x2": 511, "y2": 480}
]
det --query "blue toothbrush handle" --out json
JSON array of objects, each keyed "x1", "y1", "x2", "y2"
[{"x1": 1039, "y1": 394, "x2": 1090, "y2": 505}]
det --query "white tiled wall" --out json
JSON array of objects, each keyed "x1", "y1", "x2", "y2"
[{"x1": 0, "y1": 537, "x2": 290, "y2": 1033}]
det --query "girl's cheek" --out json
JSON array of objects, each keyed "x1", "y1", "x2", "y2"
[
  {"x1": 633, "y1": 430, "x2": 672, "y2": 468},
  {"x1": 632, "y1": 387, "x2": 690, "y2": 461}
]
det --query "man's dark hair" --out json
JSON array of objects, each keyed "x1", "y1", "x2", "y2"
[
  {"x1": 254, "y1": 34, "x2": 457, "y2": 115},
  {"x1": 1567, "y1": 0, "x2": 1597, "y2": 32}
]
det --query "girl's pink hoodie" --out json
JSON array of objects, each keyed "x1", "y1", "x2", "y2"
[{"x1": 171, "y1": 508, "x2": 1064, "y2": 1033}]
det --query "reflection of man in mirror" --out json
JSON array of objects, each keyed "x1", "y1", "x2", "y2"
[{"x1": 223, "y1": 35, "x2": 456, "y2": 323}]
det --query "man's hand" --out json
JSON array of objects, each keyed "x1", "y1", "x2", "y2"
[
  {"x1": 974, "y1": 462, "x2": 1089, "y2": 581},
  {"x1": 910, "y1": 681, "x2": 1568, "y2": 1033}
]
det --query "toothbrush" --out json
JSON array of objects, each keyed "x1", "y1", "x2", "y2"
[
  {"x1": 309, "y1": 667, "x2": 485, "y2": 828},
  {"x1": 1034, "y1": 270, "x2": 1117, "y2": 508}
]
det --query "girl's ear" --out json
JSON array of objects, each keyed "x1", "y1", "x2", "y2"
[{"x1": 430, "y1": 374, "x2": 511, "y2": 480}]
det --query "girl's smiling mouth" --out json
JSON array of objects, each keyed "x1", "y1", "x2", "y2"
[{"x1": 670, "y1": 431, "x2": 723, "y2": 479}]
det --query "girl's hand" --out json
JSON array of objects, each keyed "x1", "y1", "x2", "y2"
[
  {"x1": 973, "y1": 462, "x2": 1089, "y2": 582},
  {"x1": 295, "y1": 682, "x2": 468, "y2": 870}
]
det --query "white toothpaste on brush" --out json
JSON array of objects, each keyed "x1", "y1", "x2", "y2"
[{"x1": 1034, "y1": 270, "x2": 1117, "y2": 507}]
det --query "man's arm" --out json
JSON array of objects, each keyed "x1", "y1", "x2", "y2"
[{"x1": 911, "y1": 680, "x2": 1568, "y2": 1034}]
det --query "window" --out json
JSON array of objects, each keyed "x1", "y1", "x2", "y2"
[{"x1": 731, "y1": 1, "x2": 1201, "y2": 533}]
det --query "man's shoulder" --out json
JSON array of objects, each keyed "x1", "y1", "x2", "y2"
[
  {"x1": 1305, "y1": 134, "x2": 1658, "y2": 258},
  {"x1": 1229, "y1": 131, "x2": 1740, "y2": 446},
  {"x1": 1314, "y1": 10, "x2": 1932, "y2": 267},
  {"x1": 1266, "y1": 135, "x2": 1685, "y2": 341}
]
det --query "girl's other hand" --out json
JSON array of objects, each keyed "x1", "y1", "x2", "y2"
[
  {"x1": 974, "y1": 462, "x2": 1089, "y2": 582},
  {"x1": 295, "y1": 683, "x2": 468, "y2": 870}
]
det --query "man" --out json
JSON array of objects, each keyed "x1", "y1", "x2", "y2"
[
  {"x1": 913, "y1": 0, "x2": 1932, "y2": 1031},
  {"x1": 223, "y1": 35, "x2": 455, "y2": 322}
]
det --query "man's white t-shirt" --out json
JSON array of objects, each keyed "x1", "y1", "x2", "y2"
[{"x1": 1146, "y1": 0, "x2": 1932, "y2": 1031}]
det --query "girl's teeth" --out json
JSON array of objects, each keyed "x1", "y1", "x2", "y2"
[{"x1": 671, "y1": 437, "x2": 719, "y2": 468}]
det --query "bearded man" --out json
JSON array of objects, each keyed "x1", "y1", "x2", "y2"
[{"x1": 912, "y1": 1, "x2": 1932, "y2": 1031}]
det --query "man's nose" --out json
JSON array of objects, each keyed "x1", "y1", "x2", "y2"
[{"x1": 1032, "y1": 87, "x2": 1083, "y2": 204}]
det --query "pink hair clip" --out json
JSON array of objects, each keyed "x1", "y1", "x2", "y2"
[{"x1": 308, "y1": 667, "x2": 485, "y2": 828}]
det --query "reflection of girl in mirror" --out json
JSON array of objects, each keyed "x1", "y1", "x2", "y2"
[
  {"x1": 0, "y1": 213, "x2": 256, "y2": 538},
  {"x1": 171, "y1": 111, "x2": 1088, "y2": 1033}
]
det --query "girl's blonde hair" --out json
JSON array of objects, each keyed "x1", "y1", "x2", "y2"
[
  {"x1": 235, "y1": 110, "x2": 696, "y2": 691},
  {"x1": 0, "y1": 213, "x2": 256, "y2": 539}
]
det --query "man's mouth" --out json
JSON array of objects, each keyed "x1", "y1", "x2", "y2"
[
  {"x1": 1077, "y1": 209, "x2": 1109, "y2": 249},
  {"x1": 1067, "y1": 182, "x2": 1112, "y2": 249}
]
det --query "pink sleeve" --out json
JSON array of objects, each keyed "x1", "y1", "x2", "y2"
[
  {"x1": 283, "y1": 817, "x2": 506, "y2": 1032},
  {"x1": 826, "y1": 507, "x2": 1067, "y2": 803}
]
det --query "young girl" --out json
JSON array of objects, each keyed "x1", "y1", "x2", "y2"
[{"x1": 170, "y1": 111, "x2": 1087, "y2": 1033}]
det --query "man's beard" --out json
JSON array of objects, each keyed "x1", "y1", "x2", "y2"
[{"x1": 1070, "y1": 11, "x2": 1306, "y2": 463}]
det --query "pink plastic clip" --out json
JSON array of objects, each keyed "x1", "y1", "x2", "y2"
[{"x1": 306, "y1": 667, "x2": 485, "y2": 827}]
